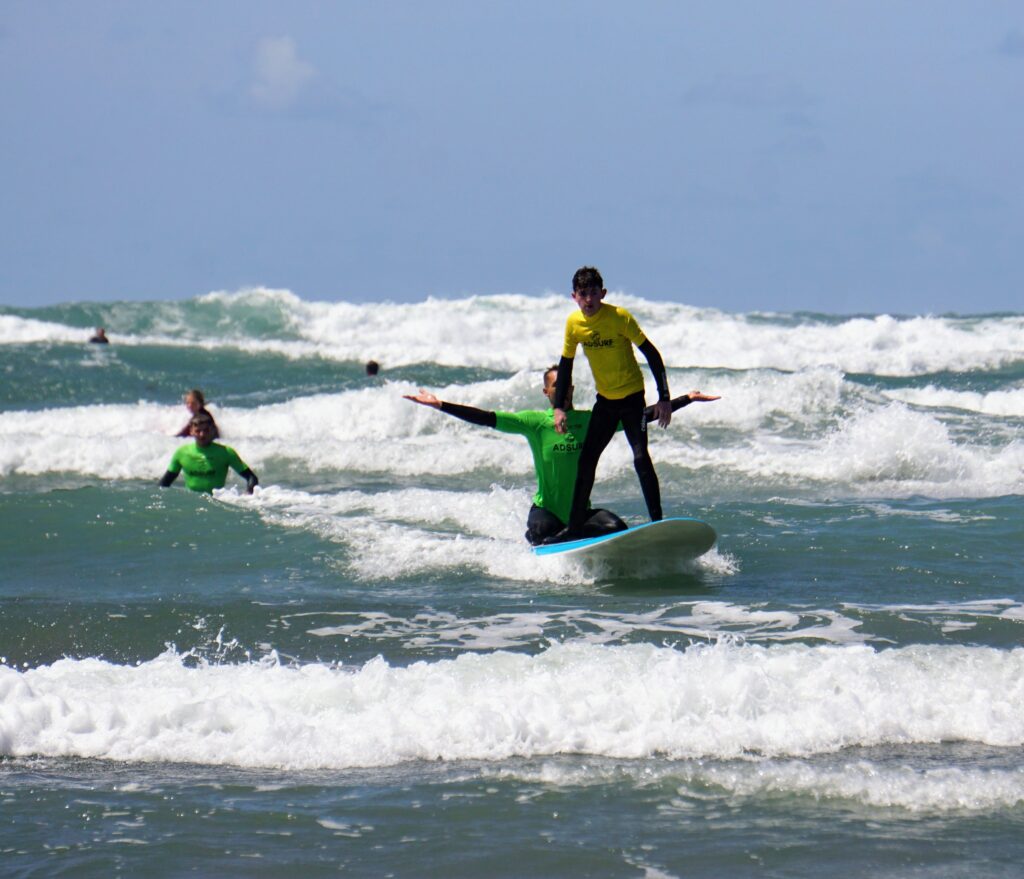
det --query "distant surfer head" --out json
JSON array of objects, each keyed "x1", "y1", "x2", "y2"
[
  {"x1": 571, "y1": 266, "x2": 606, "y2": 318},
  {"x1": 543, "y1": 364, "x2": 573, "y2": 410},
  {"x1": 189, "y1": 413, "x2": 217, "y2": 447},
  {"x1": 183, "y1": 389, "x2": 206, "y2": 414},
  {"x1": 365, "y1": 360, "x2": 380, "y2": 376}
]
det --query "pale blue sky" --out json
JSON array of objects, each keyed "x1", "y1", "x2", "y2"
[{"x1": 2, "y1": 1, "x2": 1022, "y2": 314}]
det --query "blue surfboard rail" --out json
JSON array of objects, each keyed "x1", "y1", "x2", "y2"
[{"x1": 532, "y1": 516, "x2": 714, "y2": 557}]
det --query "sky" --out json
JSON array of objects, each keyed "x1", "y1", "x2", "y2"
[{"x1": 2, "y1": 1, "x2": 1022, "y2": 315}]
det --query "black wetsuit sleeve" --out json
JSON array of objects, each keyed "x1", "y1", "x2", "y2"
[
  {"x1": 552, "y1": 356, "x2": 574, "y2": 410},
  {"x1": 439, "y1": 401, "x2": 497, "y2": 428},
  {"x1": 159, "y1": 470, "x2": 178, "y2": 488},
  {"x1": 241, "y1": 469, "x2": 259, "y2": 493},
  {"x1": 644, "y1": 394, "x2": 692, "y2": 420},
  {"x1": 638, "y1": 339, "x2": 670, "y2": 401},
  {"x1": 176, "y1": 424, "x2": 191, "y2": 437}
]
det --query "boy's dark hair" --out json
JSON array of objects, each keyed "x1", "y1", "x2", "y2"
[
  {"x1": 572, "y1": 266, "x2": 604, "y2": 292},
  {"x1": 190, "y1": 413, "x2": 214, "y2": 428}
]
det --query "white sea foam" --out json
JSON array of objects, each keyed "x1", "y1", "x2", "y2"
[
  {"x1": 4, "y1": 287, "x2": 1023, "y2": 375},
  {"x1": 1, "y1": 364, "x2": 1022, "y2": 503},
  {"x1": 846, "y1": 599, "x2": 1024, "y2": 630},
  {"x1": 2, "y1": 641, "x2": 1023, "y2": 773},
  {"x1": 489, "y1": 758, "x2": 1024, "y2": 814},
  {"x1": 883, "y1": 385, "x2": 1024, "y2": 417},
  {"x1": 0, "y1": 314, "x2": 97, "y2": 345},
  {"x1": 232, "y1": 485, "x2": 732, "y2": 584},
  {"x1": 693, "y1": 759, "x2": 1024, "y2": 812},
  {"x1": 294, "y1": 601, "x2": 863, "y2": 651},
  {"x1": 665, "y1": 402, "x2": 1024, "y2": 498},
  {"x1": 849, "y1": 502, "x2": 996, "y2": 524}
]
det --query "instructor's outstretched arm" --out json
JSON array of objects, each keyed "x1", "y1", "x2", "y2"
[
  {"x1": 644, "y1": 390, "x2": 720, "y2": 421},
  {"x1": 404, "y1": 390, "x2": 497, "y2": 428}
]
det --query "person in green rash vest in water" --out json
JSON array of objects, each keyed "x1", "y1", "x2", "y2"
[
  {"x1": 159, "y1": 412, "x2": 259, "y2": 494},
  {"x1": 404, "y1": 365, "x2": 718, "y2": 545}
]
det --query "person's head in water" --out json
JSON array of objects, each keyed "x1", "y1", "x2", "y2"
[
  {"x1": 89, "y1": 327, "x2": 109, "y2": 344},
  {"x1": 365, "y1": 360, "x2": 380, "y2": 376},
  {"x1": 189, "y1": 413, "x2": 217, "y2": 447},
  {"x1": 543, "y1": 364, "x2": 574, "y2": 409},
  {"x1": 183, "y1": 389, "x2": 206, "y2": 414}
]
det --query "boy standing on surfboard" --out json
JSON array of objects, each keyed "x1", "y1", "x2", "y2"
[{"x1": 545, "y1": 266, "x2": 673, "y2": 544}]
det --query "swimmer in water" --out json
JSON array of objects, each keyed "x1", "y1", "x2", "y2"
[{"x1": 176, "y1": 389, "x2": 220, "y2": 439}]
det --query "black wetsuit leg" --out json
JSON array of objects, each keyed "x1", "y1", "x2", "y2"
[
  {"x1": 567, "y1": 391, "x2": 662, "y2": 530},
  {"x1": 582, "y1": 508, "x2": 628, "y2": 537},
  {"x1": 525, "y1": 504, "x2": 565, "y2": 546},
  {"x1": 619, "y1": 394, "x2": 663, "y2": 521},
  {"x1": 566, "y1": 394, "x2": 622, "y2": 532}
]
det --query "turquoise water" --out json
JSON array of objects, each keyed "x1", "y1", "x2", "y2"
[{"x1": 2, "y1": 290, "x2": 1023, "y2": 876}]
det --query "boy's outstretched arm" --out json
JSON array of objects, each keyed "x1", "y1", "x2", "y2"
[
  {"x1": 404, "y1": 389, "x2": 497, "y2": 428},
  {"x1": 551, "y1": 356, "x2": 574, "y2": 434},
  {"x1": 638, "y1": 340, "x2": 672, "y2": 428}
]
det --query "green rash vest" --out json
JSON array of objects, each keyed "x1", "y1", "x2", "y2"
[
  {"x1": 493, "y1": 408, "x2": 593, "y2": 524},
  {"x1": 166, "y1": 441, "x2": 251, "y2": 493}
]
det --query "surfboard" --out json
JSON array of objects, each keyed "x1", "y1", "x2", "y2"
[{"x1": 532, "y1": 516, "x2": 716, "y2": 564}]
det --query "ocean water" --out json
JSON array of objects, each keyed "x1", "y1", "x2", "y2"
[{"x1": 1, "y1": 287, "x2": 1023, "y2": 877}]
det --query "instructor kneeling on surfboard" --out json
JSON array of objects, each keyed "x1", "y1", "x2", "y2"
[{"x1": 405, "y1": 367, "x2": 717, "y2": 546}]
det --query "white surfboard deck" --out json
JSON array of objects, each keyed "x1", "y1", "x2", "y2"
[{"x1": 532, "y1": 516, "x2": 716, "y2": 564}]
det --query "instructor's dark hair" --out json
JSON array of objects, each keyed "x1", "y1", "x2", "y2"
[{"x1": 572, "y1": 266, "x2": 604, "y2": 292}]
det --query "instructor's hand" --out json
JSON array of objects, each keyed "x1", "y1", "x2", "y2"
[
  {"x1": 652, "y1": 400, "x2": 672, "y2": 429},
  {"x1": 553, "y1": 408, "x2": 568, "y2": 434},
  {"x1": 404, "y1": 389, "x2": 441, "y2": 409}
]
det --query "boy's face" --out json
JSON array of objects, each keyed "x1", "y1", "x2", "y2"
[{"x1": 572, "y1": 285, "x2": 605, "y2": 317}]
